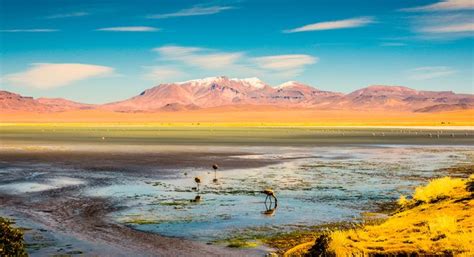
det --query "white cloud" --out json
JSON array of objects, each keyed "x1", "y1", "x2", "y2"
[
  {"x1": 402, "y1": 1, "x2": 474, "y2": 40},
  {"x1": 412, "y1": 14, "x2": 474, "y2": 39},
  {"x1": 155, "y1": 46, "x2": 202, "y2": 56},
  {"x1": 253, "y1": 55, "x2": 318, "y2": 70},
  {"x1": 143, "y1": 66, "x2": 185, "y2": 82},
  {"x1": 408, "y1": 66, "x2": 457, "y2": 80},
  {"x1": 401, "y1": 0, "x2": 474, "y2": 12},
  {"x1": 96, "y1": 26, "x2": 160, "y2": 32},
  {"x1": 154, "y1": 45, "x2": 243, "y2": 69},
  {"x1": 3, "y1": 63, "x2": 114, "y2": 89},
  {"x1": 148, "y1": 6, "x2": 233, "y2": 19},
  {"x1": 284, "y1": 17, "x2": 374, "y2": 33},
  {"x1": 0, "y1": 29, "x2": 58, "y2": 32},
  {"x1": 45, "y1": 12, "x2": 89, "y2": 19},
  {"x1": 151, "y1": 45, "x2": 318, "y2": 81},
  {"x1": 421, "y1": 22, "x2": 474, "y2": 33}
]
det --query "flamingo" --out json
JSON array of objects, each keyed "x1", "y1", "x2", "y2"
[
  {"x1": 212, "y1": 164, "x2": 219, "y2": 182},
  {"x1": 194, "y1": 177, "x2": 201, "y2": 191},
  {"x1": 262, "y1": 188, "x2": 277, "y2": 205}
]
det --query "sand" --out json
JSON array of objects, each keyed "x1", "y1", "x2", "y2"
[{"x1": 1, "y1": 107, "x2": 473, "y2": 126}]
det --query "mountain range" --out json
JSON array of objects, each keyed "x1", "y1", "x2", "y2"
[{"x1": 2, "y1": 76, "x2": 473, "y2": 113}]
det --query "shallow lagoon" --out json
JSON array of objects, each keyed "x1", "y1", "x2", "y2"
[
  {"x1": 84, "y1": 145, "x2": 472, "y2": 241},
  {"x1": 0, "y1": 126, "x2": 473, "y2": 255}
]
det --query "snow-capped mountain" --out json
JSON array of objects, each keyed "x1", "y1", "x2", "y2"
[
  {"x1": 2, "y1": 76, "x2": 473, "y2": 113},
  {"x1": 102, "y1": 76, "x2": 342, "y2": 111}
]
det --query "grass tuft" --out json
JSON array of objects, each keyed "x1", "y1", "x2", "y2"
[{"x1": 412, "y1": 177, "x2": 466, "y2": 203}]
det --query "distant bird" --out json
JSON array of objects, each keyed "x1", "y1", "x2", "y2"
[
  {"x1": 262, "y1": 188, "x2": 277, "y2": 205},
  {"x1": 194, "y1": 177, "x2": 201, "y2": 191},
  {"x1": 212, "y1": 164, "x2": 219, "y2": 183}
]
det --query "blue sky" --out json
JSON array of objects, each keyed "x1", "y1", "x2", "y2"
[{"x1": 0, "y1": 0, "x2": 473, "y2": 103}]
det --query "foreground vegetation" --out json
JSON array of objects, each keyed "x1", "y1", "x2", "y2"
[
  {"x1": 303, "y1": 175, "x2": 474, "y2": 257},
  {"x1": 0, "y1": 217, "x2": 27, "y2": 256}
]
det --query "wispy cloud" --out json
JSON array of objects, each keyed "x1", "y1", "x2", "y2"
[
  {"x1": 147, "y1": 6, "x2": 233, "y2": 19},
  {"x1": 401, "y1": 0, "x2": 474, "y2": 12},
  {"x1": 150, "y1": 45, "x2": 317, "y2": 82},
  {"x1": 420, "y1": 22, "x2": 474, "y2": 33},
  {"x1": 400, "y1": 1, "x2": 474, "y2": 40},
  {"x1": 3, "y1": 63, "x2": 114, "y2": 89},
  {"x1": 0, "y1": 29, "x2": 58, "y2": 33},
  {"x1": 284, "y1": 17, "x2": 374, "y2": 33},
  {"x1": 253, "y1": 55, "x2": 318, "y2": 70},
  {"x1": 96, "y1": 26, "x2": 160, "y2": 32},
  {"x1": 143, "y1": 66, "x2": 185, "y2": 82},
  {"x1": 45, "y1": 12, "x2": 89, "y2": 19},
  {"x1": 408, "y1": 66, "x2": 457, "y2": 80},
  {"x1": 412, "y1": 14, "x2": 474, "y2": 39},
  {"x1": 154, "y1": 46, "x2": 243, "y2": 69}
]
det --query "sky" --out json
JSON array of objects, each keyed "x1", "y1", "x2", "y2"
[{"x1": 0, "y1": 0, "x2": 473, "y2": 103}]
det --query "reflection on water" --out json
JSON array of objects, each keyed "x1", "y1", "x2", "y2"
[
  {"x1": 262, "y1": 201, "x2": 277, "y2": 217},
  {"x1": 87, "y1": 145, "x2": 471, "y2": 241},
  {"x1": 0, "y1": 144, "x2": 472, "y2": 242}
]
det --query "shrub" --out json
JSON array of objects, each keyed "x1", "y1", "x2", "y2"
[
  {"x1": 0, "y1": 217, "x2": 27, "y2": 256},
  {"x1": 412, "y1": 177, "x2": 465, "y2": 203}
]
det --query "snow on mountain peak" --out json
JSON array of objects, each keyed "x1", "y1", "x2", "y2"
[
  {"x1": 176, "y1": 76, "x2": 228, "y2": 85},
  {"x1": 277, "y1": 81, "x2": 299, "y2": 88},
  {"x1": 175, "y1": 76, "x2": 268, "y2": 89},
  {"x1": 230, "y1": 77, "x2": 267, "y2": 89}
]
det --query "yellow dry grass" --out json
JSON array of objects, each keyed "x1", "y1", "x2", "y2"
[
  {"x1": 325, "y1": 176, "x2": 474, "y2": 256},
  {"x1": 411, "y1": 177, "x2": 467, "y2": 203}
]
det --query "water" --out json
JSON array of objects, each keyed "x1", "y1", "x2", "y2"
[
  {"x1": 0, "y1": 143, "x2": 472, "y2": 243},
  {"x1": 77, "y1": 145, "x2": 472, "y2": 241}
]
